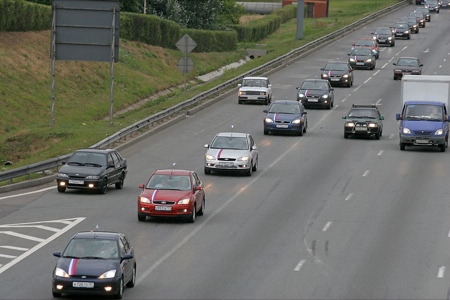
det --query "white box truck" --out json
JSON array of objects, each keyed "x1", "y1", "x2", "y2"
[{"x1": 396, "y1": 75, "x2": 450, "y2": 151}]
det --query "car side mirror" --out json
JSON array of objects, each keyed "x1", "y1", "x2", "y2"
[
  {"x1": 251, "y1": 145, "x2": 258, "y2": 150},
  {"x1": 396, "y1": 113, "x2": 401, "y2": 120},
  {"x1": 380, "y1": 116, "x2": 385, "y2": 120},
  {"x1": 121, "y1": 254, "x2": 133, "y2": 262},
  {"x1": 268, "y1": 84, "x2": 272, "y2": 87},
  {"x1": 303, "y1": 111, "x2": 307, "y2": 115},
  {"x1": 53, "y1": 252, "x2": 61, "y2": 258},
  {"x1": 238, "y1": 84, "x2": 242, "y2": 87},
  {"x1": 393, "y1": 63, "x2": 397, "y2": 65},
  {"x1": 195, "y1": 185, "x2": 202, "y2": 191},
  {"x1": 342, "y1": 116, "x2": 347, "y2": 119},
  {"x1": 138, "y1": 184, "x2": 144, "y2": 189},
  {"x1": 347, "y1": 53, "x2": 350, "y2": 56},
  {"x1": 204, "y1": 144, "x2": 209, "y2": 148},
  {"x1": 263, "y1": 110, "x2": 268, "y2": 113},
  {"x1": 320, "y1": 68, "x2": 325, "y2": 71},
  {"x1": 420, "y1": 64, "x2": 423, "y2": 66}
]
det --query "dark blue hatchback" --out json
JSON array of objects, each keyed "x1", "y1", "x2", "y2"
[{"x1": 263, "y1": 100, "x2": 308, "y2": 136}]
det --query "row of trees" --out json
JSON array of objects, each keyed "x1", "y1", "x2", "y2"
[{"x1": 26, "y1": 0, "x2": 245, "y2": 30}]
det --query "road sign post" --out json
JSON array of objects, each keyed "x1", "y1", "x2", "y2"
[{"x1": 175, "y1": 34, "x2": 197, "y2": 93}]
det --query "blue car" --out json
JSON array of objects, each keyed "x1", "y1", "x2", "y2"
[{"x1": 263, "y1": 100, "x2": 308, "y2": 136}]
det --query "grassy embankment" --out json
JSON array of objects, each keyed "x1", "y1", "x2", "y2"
[{"x1": 0, "y1": 0, "x2": 402, "y2": 171}]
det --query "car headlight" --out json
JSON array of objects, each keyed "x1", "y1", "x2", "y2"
[
  {"x1": 237, "y1": 156, "x2": 249, "y2": 162},
  {"x1": 372, "y1": 36, "x2": 377, "y2": 40},
  {"x1": 55, "y1": 268, "x2": 70, "y2": 278},
  {"x1": 85, "y1": 175, "x2": 100, "y2": 179},
  {"x1": 322, "y1": 74, "x2": 328, "y2": 78},
  {"x1": 99, "y1": 270, "x2": 116, "y2": 279},
  {"x1": 264, "y1": 118, "x2": 274, "y2": 124},
  {"x1": 322, "y1": 94, "x2": 329, "y2": 99},
  {"x1": 349, "y1": 58, "x2": 355, "y2": 62},
  {"x1": 139, "y1": 196, "x2": 150, "y2": 203},
  {"x1": 178, "y1": 198, "x2": 190, "y2": 205},
  {"x1": 343, "y1": 74, "x2": 349, "y2": 78},
  {"x1": 368, "y1": 123, "x2": 378, "y2": 128},
  {"x1": 57, "y1": 173, "x2": 69, "y2": 178},
  {"x1": 366, "y1": 59, "x2": 372, "y2": 63},
  {"x1": 435, "y1": 129, "x2": 444, "y2": 135},
  {"x1": 345, "y1": 122, "x2": 355, "y2": 127},
  {"x1": 239, "y1": 91, "x2": 246, "y2": 95},
  {"x1": 292, "y1": 119, "x2": 301, "y2": 124},
  {"x1": 206, "y1": 154, "x2": 216, "y2": 160},
  {"x1": 388, "y1": 37, "x2": 392, "y2": 40},
  {"x1": 298, "y1": 93, "x2": 305, "y2": 98},
  {"x1": 405, "y1": 30, "x2": 409, "y2": 34},
  {"x1": 402, "y1": 127, "x2": 411, "y2": 134}
]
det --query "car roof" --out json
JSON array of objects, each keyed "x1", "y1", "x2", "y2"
[
  {"x1": 271, "y1": 100, "x2": 300, "y2": 104},
  {"x1": 72, "y1": 231, "x2": 122, "y2": 240},
  {"x1": 74, "y1": 148, "x2": 116, "y2": 154},
  {"x1": 303, "y1": 79, "x2": 328, "y2": 83},
  {"x1": 215, "y1": 132, "x2": 248, "y2": 138},
  {"x1": 325, "y1": 61, "x2": 348, "y2": 64},
  {"x1": 153, "y1": 169, "x2": 192, "y2": 176},
  {"x1": 242, "y1": 76, "x2": 268, "y2": 80},
  {"x1": 351, "y1": 104, "x2": 379, "y2": 110}
]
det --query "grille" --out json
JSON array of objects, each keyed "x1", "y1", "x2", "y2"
[
  {"x1": 218, "y1": 158, "x2": 236, "y2": 161},
  {"x1": 245, "y1": 91, "x2": 263, "y2": 95},
  {"x1": 412, "y1": 130, "x2": 433, "y2": 136},
  {"x1": 275, "y1": 120, "x2": 290, "y2": 124},
  {"x1": 153, "y1": 200, "x2": 176, "y2": 205}
]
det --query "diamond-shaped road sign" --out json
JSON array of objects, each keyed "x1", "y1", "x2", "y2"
[{"x1": 176, "y1": 34, "x2": 197, "y2": 54}]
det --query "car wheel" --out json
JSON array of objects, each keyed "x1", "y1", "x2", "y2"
[
  {"x1": 344, "y1": 133, "x2": 349, "y2": 139},
  {"x1": 400, "y1": 143, "x2": 406, "y2": 150},
  {"x1": 57, "y1": 186, "x2": 66, "y2": 193},
  {"x1": 252, "y1": 158, "x2": 258, "y2": 172},
  {"x1": 113, "y1": 277, "x2": 124, "y2": 299},
  {"x1": 331, "y1": 99, "x2": 334, "y2": 108},
  {"x1": 138, "y1": 213, "x2": 146, "y2": 222},
  {"x1": 264, "y1": 98, "x2": 269, "y2": 105},
  {"x1": 238, "y1": 100, "x2": 243, "y2": 104},
  {"x1": 375, "y1": 132, "x2": 380, "y2": 140},
  {"x1": 303, "y1": 120, "x2": 308, "y2": 133},
  {"x1": 197, "y1": 197, "x2": 205, "y2": 216},
  {"x1": 52, "y1": 291, "x2": 62, "y2": 298},
  {"x1": 126, "y1": 266, "x2": 136, "y2": 288},
  {"x1": 393, "y1": 76, "x2": 397, "y2": 80},
  {"x1": 407, "y1": 35, "x2": 411, "y2": 40},
  {"x1": 440, "y1": 144, "x2": 446, "y2": 152},
  {"x1": 188, "y1": 205, "x2": 196, "y2": 223},
  {"x1": 115, "y1": 174, "x2": 124, "y2": 189},
  {"x1": 204, "y1": 167, "x2": 211, "y2": 175},
  {"x1": 246, "y1": 164, "x2": 253, "y2": 176},
  {"x1": 98, "y1": 179, "x2": 108, "y2": 194},
  {"x1": 263, "y1": 130, "x2": 269, "y2": 135}
]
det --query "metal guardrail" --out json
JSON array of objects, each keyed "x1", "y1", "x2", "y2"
[{"x1": 0, "y1": 0, "x2": 410, "y2": 189}]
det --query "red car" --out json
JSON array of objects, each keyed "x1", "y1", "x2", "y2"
[{"x1": 137, "y1": 169, "x2": 205, "y2": 223}]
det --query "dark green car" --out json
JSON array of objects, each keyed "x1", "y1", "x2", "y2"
[{"x1": 342, "y1": 104, "x2": 384, "y2": 139}]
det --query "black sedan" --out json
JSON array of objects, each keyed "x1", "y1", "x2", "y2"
[
  {"x1": 296, "y1": 79, "x2": 334, "y2": 109},
  {"x1": 401, "y1": 16, "x2": 419, "y2": 33},
  {"x1": 56, "y1": 148, "x2": 128, "y2": 194},
  {"x1": 342, "y1": 104, "x2": 384, "y2": 140},
  {"x1": 392, "y1": 22, "x2": 411, "y2": 39},
  {"x1": 348, "y1": 47, "x2": 376, "y2": 70},
  {"x1": 393, "y1": 57, "x2": 423, "y2": 80},
  {"x1": 372, "y1": 27, "x2": 395, "y2": 47},
  {"x1": 409, "y1": 12, "x2": 426, "y2": 27},
  {"x1": 320, "y1": 61, "x2": 354, "y2": 87},
  {"x1": 52, "y1": 231, "x2": 136, "y2": 299},
  {"x1": 263, "y1": 100, "x2": 307, "y2": 136},
  {"x1": 414, "y1": 7, "x2": 431, "y2": 21}
]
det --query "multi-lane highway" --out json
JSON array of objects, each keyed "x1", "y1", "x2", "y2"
[{"x1": 2, "y1": 3, "x2": 450, "y2": 299}]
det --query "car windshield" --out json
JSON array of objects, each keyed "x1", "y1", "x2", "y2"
[
  {"x1": 63, "y1": 239, "x2": 119, "y2": 259},
  {"x1": 146, "y1": 174, "x2": 192, "y2": 190},
  {"x1": 396, "y1": 58, "x2": 420, "y2": 66},
  {"x1": 402, "y1": 18, "x2": 416, "y2": 23},
  {"x1": 355, "y1": 40, "x2": 374, "y2": 47},
  {"x1": 348, "y1": 109, "x2": 378, "y2": 119},
  {"x1": 351, "y1": 48, "x2": 372, "y2": 56},
  {"x1": 324, "y1": 64, "x2": 348, "y2": 71},
  {"x1": 269, "y1": 103, "x2": 300, "y2": 114},
  {"x1": 242, "y1": 79, "x2": 267, "y2": 87},
  {"x1": 404, "y1": 104, "x2": 443, "y2": 121},
  {"x1": 301, "y1": 81, "x2": 328, "y2": 90},
  {"x1": 210, "y1": 136, "x2": 249, "y2": 150},
  {"x1": 67, "y1": 152, "x2": 106, "y2": 167},
  {"x1": 393, "y1": 23, "x2": 407, "y2": 28}
]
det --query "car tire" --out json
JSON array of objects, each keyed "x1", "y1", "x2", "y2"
[
  {"x1": 188, "y1": 205, "x2": 196, "y2": 223},
  {"x1": 375, "y1": 132, "x2": 380, "y2": 140},
  {"x1": 263, "y1": 130, "x2": 269, "y2": 135},
  {"x1": 113, "y1": 277, "x2": 123, "y2": 299},
  {"x1": 264, "y1": 98, "x2": 269, "y2": 105},
  {"x1": 303, "y1": 120, "x2": 307, "y2": 133},
  {"x1": 198, "y1": 197, "x2": 205, "y2": 216},
  {"x1": 98, "y1": 179, "x2": 108, "y2": 194},
  {"x1": 252, "y1": 158, "x2": 258, "y2": 172},
  {"x1": 344, "y1": 133, "x2": 349, "y2": 139},
  {"x1": 115, "y1": 174, "x2": 124, "y2": 189},
  {"x1": 126, "y1": 266, "x2": 136, "y2": 288},
  {"x1": 440, "y1": 144, "x2": 446, "y2": 152},
  {"x1": 57, "y1": 186, "x2": 66, "y2": 193},
  {"x1": 246, "y1": 164, "x2": 253, "y2": 176},
  {"x1": 52, "y1": 291, "x2": 62, "y2": 298},
  {"x1": 400, "y1": 143, "x2": 406, "y2": 150},
  {"x1": 138, "y1": 213, "x2": 146, "y2": 222},
  {"x1": 204, "y1": 167, "x2": 211, "y2": 175},
  {"x1": 238, "y1": 100, "x2": 243, "y2": 104},
  {"x1": 407, "y1": 35, "x2": 411, "y2": 40}
]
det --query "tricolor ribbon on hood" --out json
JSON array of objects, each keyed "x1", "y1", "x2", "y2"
[
  {"x1": 217, "y1": 148, "x2": 223, "y2": 159},
  {"x1": 305, "y1": 90, "x2": 309, "y2": 97},
  {"x1": 69, "y1": 258, "x2": 79, "y2": 276}
]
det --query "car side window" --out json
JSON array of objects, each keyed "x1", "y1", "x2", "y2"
[
  {"x1": 107, "y1": 154, "x2": 115, "y2": 166},
  {"x1": 249, "y1": 136, "x2": 255, "y2": 148},
  {"x1": 193, "y1": 172, "x2": 201, "y2": 186},
  {"x1": 113, "y1": 151, "x2": 122, "y2": 163},
  {"x1": 119, "y1": 237, "x2": 127, "y2": 256}
]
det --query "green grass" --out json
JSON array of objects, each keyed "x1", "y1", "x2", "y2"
[{"x1": 0, "y1": 0, "x2": 403, "y2": 171}]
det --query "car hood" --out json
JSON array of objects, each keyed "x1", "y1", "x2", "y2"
[
  {"x1": 394, "y1": 65, "x2": 421, "y2": 71},
  {"x1": 393, "y1": 27, "x2": 407, "y2": 32},
  {"x1": 402, "y1": 120, "x2": 445, "y2": 131},
  {"x1": 346, "y1": 117, "x2": 379, "y2": 123},
  {"x1": 141, "y1": 189, "x2": 192, "y2": 202},
  {"x1": 239, "y1": 87, "x2": 268, "y2": 92},
  {"x1": 322, "y1": 70, "x2": 348, "y2": 76},
  {"x1": 59, "y1": 165, "x2": 104, "y2": 176},
  {"x1": 206, "y1": 148, "x2": 251, "y2": 160},
  {"x1": 298, "y1": 89, "x2": 328, "y2": 97},
  {"x1": 349, "y1": 54, "x2": 373, "y2": 60},
  {"x1": 56, "y1": 257, "x2": 118, "y2": 276},
  {"x1": 375, "y1": 33, "x2": 391, "y2": 39},
  {"x1": 265, "y1": 112, "x2": 302, "y2": 122}
]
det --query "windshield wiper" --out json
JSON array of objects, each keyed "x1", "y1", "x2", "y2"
[
  {"x1": 67, "y1": 162, "x2": 84, "y2": 166},
  {"x1": 84, "y1": 163, "x2": 102, "y2": 167}
]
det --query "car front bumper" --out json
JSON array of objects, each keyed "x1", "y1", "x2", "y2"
[
  {"x1": 299, "y1": 98, "x2": 331, "y2": 108},
  {"x1": 138, "y1": 203, "x2": 193, "y2": 218},
  {"x1": 264, "y1": 122, "x2": 303, "y2": 133},
  {"x1": 399, "y1": 135, "x2": 446, "y2": 146},
  {"x1": 56, "y1": 178, "x2": 104, "y2": 191},
  {"x1": 53, "y1": 276, "x2": 121, "y2": 296}
]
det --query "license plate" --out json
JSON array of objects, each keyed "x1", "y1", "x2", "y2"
[
  {"x1": 276, "y1": 124, "x2": 289, "y2": 128},
  {"x1": 69, "y1": 180, "x2": 84, "y2": 184},
  {"x1": 416, "y1": 139, "x2": 429, "y2": 144},
  {"x1": 308, "y1": 99, "x2": 318, "y2": 102},
  {"x1": 379, "y1": 39, "x2": 386, "y2": 42},
  {"x1": 219, "y1": 162, "x2": 234, "y2": 167},
  {"x1": 155, "y1": 206, "x2": 172, "y2": 211},
  {"x1": 356, "y1": 62, "x2": 365, "y2": 65},
  {"x1": 355, "y1": 127, "x2": 367, "y2": 131},
  {"x1": 395, "y1": 33, "x2": 402, "y2": 36},
  {"x1": 330, "y1": 78, "x2": 340, "y2": 81},
  {"x1": 247, "y1": 95, "x2": 258, "y2": 100},
  {"x1": 73, "y1": 282, "x2": 94, "y2": 288}
]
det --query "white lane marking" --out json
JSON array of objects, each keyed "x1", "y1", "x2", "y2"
[
  {"x1": 438, "y1": 266, "x2": 445, "y2": 278},
  {"x1": 2, "y1": 225, "x2": 60, "y2": 232},
  {"x1": 294, "y1": 259, "x2": 306, "y2": 271},
  {"x1": 0, "y1": 186, "x2": 54, "y2": 200},
  {"x1": 0, "y1": 254, "x2": 16, "y2": 259},
  {"x1": 402, "y1": 46, "x2": 408, "y2": 51},
  {"x1": 382, "y1": 63, "x2": 388, "y2": 69},
  {"x1": 444, "y1": 59, "x2": 447, "y2": 62},
  {"x1": 373, "y1": 70, "x2": 380, "y2": 76},
  {"x1": 447, "y1": 228, "x2": 450, "y2": 237},
  {"x1": 389, "y1": 134, "x2": 395, "y2": 139},
  {"x1": 378, "y1": 150, "x2": 384, "y2": 156},
  {"x1": 0, "y1": 246, "x2": 28, "y2": 251},
  {"x1": 364, "y1": 77, "x2": 372, "y2": 84},
  {"x1": 376, "y1": 98, "x2": 382, "y2": 105},
  {"x1": 423, "y1": 48, "x2": 430, "y2": 53},
  {"x1": 363, "y1": 170, "x2": 370, "y2": 177},
  {"x1": 345, "y1": 193, "x2": 354, "y2": 201},
  {"x1": 322, "y1": 221, "x2": 332, "y2": 232},
  {"x1": 0, "y1": 231, "x2": 44, "y2": 242},
  {"x1": 0, "y1": 217, "x2": 85, "y2": 275},
  {"x1": 354, "y1": 86, "x2": 361, "y2": 92},
  {"x1": 439, "y1": 65, "x2": 442, "y2": 68},
  {"x1": 137, "y1": 109, "x2": 336, "y2": 285}
]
